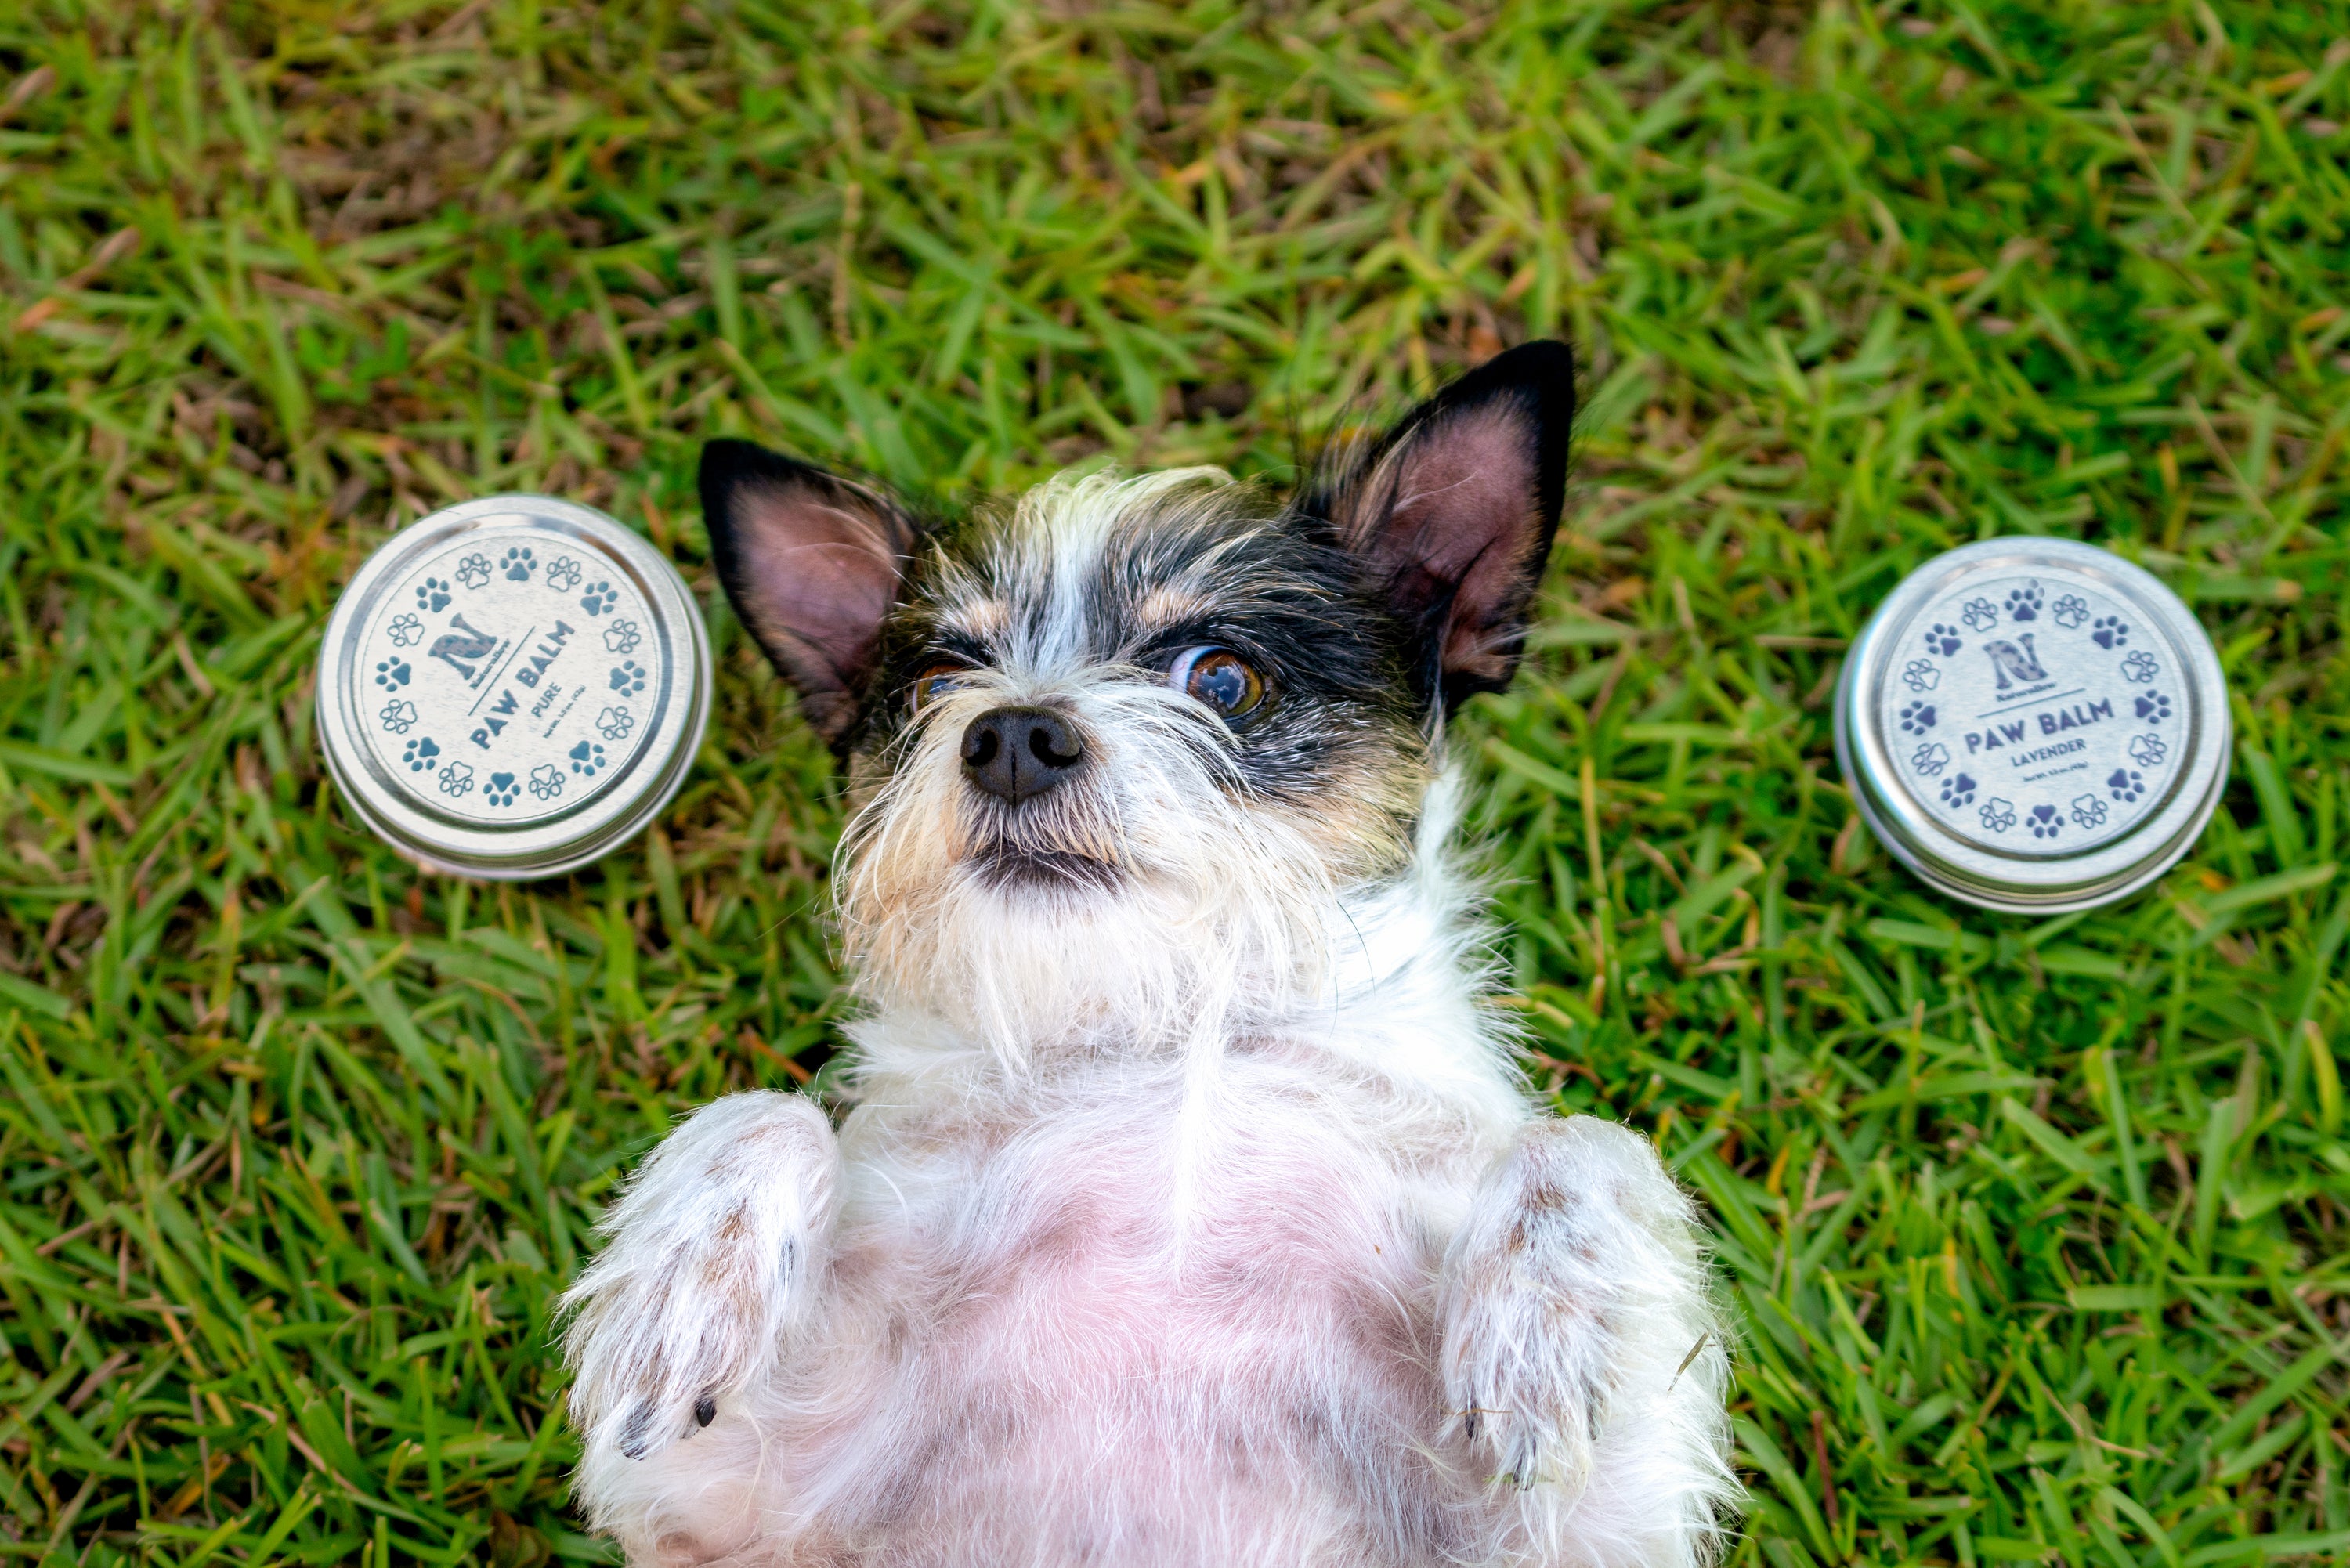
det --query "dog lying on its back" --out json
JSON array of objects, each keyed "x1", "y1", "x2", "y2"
[{"x1": 559, "y1": 343, "x2": 1737, "y2": 1566}]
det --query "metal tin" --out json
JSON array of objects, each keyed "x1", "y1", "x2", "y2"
[
  {"x1": 316, "y1": 496, "x2": 711, "y2": 880},
  {"x1": 1835, "y1": 538, "x2": 2229, "y2": 914}
]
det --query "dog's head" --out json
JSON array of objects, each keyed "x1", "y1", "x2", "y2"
[{"x1": 701, "y1": 342, "x2": 1572, "y2": 1053}]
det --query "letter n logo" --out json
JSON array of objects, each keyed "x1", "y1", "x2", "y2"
[
  {"x1": 1980, "y1": 633, "x2": 2048, "y2": 691},
  {"x1": 426, "y1": 613, "x2": 501, "y2": 682}
]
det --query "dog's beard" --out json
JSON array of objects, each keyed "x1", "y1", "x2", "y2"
[{"x1": 836, "y1": 674, "x2": 1362, "y2": 1066}]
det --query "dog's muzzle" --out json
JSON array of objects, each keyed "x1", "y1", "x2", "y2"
[{"x1": 961, "y1": 706, "x2": 1085, "y2": 804}]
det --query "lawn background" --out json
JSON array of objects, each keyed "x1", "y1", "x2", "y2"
[{"x1": 2, "y1": 1, "x2": 2348, "y2": 1563}]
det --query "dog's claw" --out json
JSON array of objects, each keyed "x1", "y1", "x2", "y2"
[
  {"x1": 616, "y1": 1393, "x2": 718, "y2": 1459},
  {"x1": 617, "y1": 1402, "x2": 657, "y2": 1461}
]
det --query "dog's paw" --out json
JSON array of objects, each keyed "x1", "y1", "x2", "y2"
[
  {"x1": 561, "y1": 1092, "x2": 839, "y2": 1461},
  {"x1": 1438, "y1": 1115, "x2": 1712, "y2": 1494}
]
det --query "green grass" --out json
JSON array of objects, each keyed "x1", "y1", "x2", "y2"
[{"x1": 1, "y1": 0, "x2": 2347, "y2": 1563}]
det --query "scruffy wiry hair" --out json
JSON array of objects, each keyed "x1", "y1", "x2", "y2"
[
  {"x1": 834, "y1": 465, "x2": 1434, "y2": 1067},
  {"x1": 559, "y1": 344, "x2": 1739, "y2": 1568}
]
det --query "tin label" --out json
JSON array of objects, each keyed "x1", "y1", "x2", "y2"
[
  {"x1": 356, "y1": 532, "x2": 660, "y2": 824},
  {"x1": 1877, "y1": 573, "x2": 2183, "y2": 855}
]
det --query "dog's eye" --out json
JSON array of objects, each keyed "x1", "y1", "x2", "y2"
[
  {"x1": 909, "y1": 662, "x2": 973, "y2": 712},
  {"x1": 1170, "y1": 646, "x2": 1265, "y2": 720}
]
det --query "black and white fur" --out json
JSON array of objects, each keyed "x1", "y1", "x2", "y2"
[{"x1": 559, "y1": 343, "x2": 1738, "y2": 1566}]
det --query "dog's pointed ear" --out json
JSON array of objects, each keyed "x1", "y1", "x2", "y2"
[
  {"x1": 699, "y1": 439, "x2": 916, "y2": 742},
  {"x1": 1314, "y1": 341, "x2": 1573, "y2": 713}
]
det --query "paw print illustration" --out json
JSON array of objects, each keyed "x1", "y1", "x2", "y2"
[
  {"x1": 1979, "y1": 797, "x2": 2018, "y2": 833},
  {"x1": 2120, "y1": 649, "x2": 2159, "y2": 684},
  {"x1": 414, "y1": 576, "x2": 453, "y2": 613},
  {"x1": 1939, "y1": 771, "x2": 1977, "y2": 807},
  {"x1": 2108, "y1": 768, "x2": 2145, "y2": 803},
  {"x1": 1899, "y1": 701, "x2": 1938, "y2": 734},
  {"x1": 602, "y1": 618, "x2": 642, "y2": 656},
  {"x1": 1961, "y1": 598, "x2": 2001, "y2": 633},
  {"x1": 485, "y1": 771, "x2": 521, "y2": 807},
  {"x1": 1911, "y1": 741, "x2": 1951, "y2": 778},
  {"x1": 2052, "y1": 594, "x2": 2089, "y2": 629},
  {"x1": 597, "y1": 705, "x2": 635, "y2": 742},
  {"x1": 1922, "y1": 623, "x2": 1964, "y2": 657},
  {"x1": 374, "y1": 658, "x2": 412, "y2": 688},
  {"x1": 378, "y1": 699, "x2": 418, "y2": 735},
  {"x1": 579, "y1": 580, "x2": 620, "y2": 616},
  {"x1": 609, "y1": 660, "x2": 647, "y2": 695},
  {"x1": 545, "y1": 556, "x2": 584, "y2": 592},
  {"x1": 1901, "y1": 659, "x2": 1942, "y2": 693},
  {"x1": 2128, "y1": 732, "x2": 2169, "y2": 768},
  {"x1": 570, "y1": 740, "x2": 607, "y2": 778},
  {"x1": 2134, "y1": 692, "x2": 2172, "y2": 724},
  {"x1": 2070, "y1": 793, "x2": 2109, "y2": 830},
  {"x1": 387, "y1": 612, "x2": 425, "y2": 648},
  {"x1": 439, "y1": 761, "x2": 475, "y2": 798},
  {"x1": 501, "y1": 546, "x2": 537, "y2": 582},
  {"x1": 2091, "y1": 615, "x2": 2129, "y2": 649},
  {"x1": 527, "y1": 763, "x2": 564, "y2": 800},
  {"x1": 2005, "y1": 580, "x2": 2044, "y2": 622},
  {"x1": 401, "y1": 736, "x2": 441, "y2": 773},
  {"x1": 455, "y1": 553, "x2": 494, "y2": 591},
  {"x1": 2029, "y1": 804, "x2": 2063, "y2": 840}
]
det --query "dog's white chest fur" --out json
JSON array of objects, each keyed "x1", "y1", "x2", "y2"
[
  {"x1": 800, "y1": 1045, "x2": 1500, "y2": 1557},
  {"x1": 564, "y1": 894, "x2": 1730, "y2": 1567}
]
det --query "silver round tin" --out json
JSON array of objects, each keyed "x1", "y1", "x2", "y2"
[
  {"x1": 317, "y1": 496, "x2": 711, "y2": 880},
  {"x1": 1835, "y1": 538, "x2": 2229, "y2": 914}
]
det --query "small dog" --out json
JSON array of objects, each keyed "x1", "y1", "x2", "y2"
[{"x1": 561, "y1": 342, "x2": 1737, "y2": 1566}]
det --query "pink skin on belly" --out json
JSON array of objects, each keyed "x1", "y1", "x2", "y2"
[{"x1": 610, "y1": 1078, "x2": 1498, "y2": 1566}]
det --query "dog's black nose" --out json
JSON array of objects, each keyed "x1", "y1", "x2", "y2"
[{"x1": 962, "y1": 706, "x2": 1084, "y2": 803}]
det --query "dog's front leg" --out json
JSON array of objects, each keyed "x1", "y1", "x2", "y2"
[
  {"x1": 1439, "y1": 1115, "x2": 1733, "y2": 1563},
  {"x1": 562, "y1": 1090, "x2": 838, "y2": 1465}
]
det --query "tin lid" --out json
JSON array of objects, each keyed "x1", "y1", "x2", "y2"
[
  {"x1": 316, "y1": 496, "x2": 712, "y2": 880},
  {"x1": 1835, "y1": 538, "x2": 2229, "y2": 914}
]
